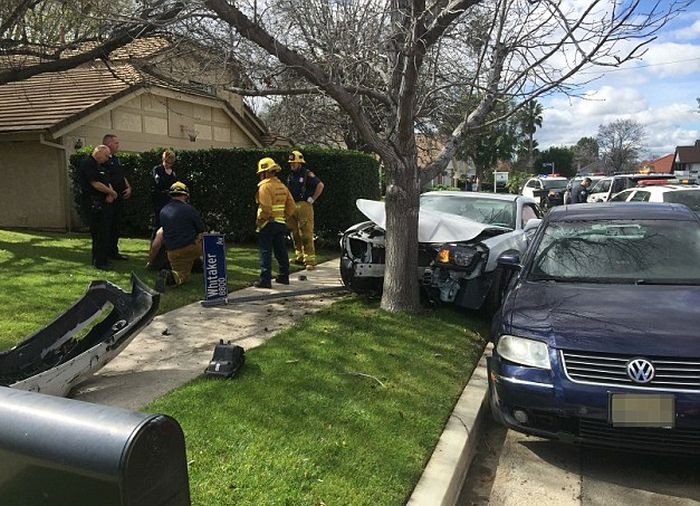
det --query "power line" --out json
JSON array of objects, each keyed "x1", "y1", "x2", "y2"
[{"x1": 579, "y1": 55, "x2": 700, "y2": 75}]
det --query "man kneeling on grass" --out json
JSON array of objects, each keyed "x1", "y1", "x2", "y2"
[{"x1": 155, "y1": 182, "x2": 205, "y2": 293}]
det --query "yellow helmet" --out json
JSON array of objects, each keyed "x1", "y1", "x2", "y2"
[
  {"x1": 288, "y1": 150, "x2": 305, "y2": 164},
  {"x1": 257, "y1": 157, "x2": 281, "y2": 174},
  {"x1": 168, "y1": 181, "x2": 190, "y2": 196}
]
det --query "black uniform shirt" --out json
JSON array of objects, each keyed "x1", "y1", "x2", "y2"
[
  {"x1": 151, "y1": 164, "x2": 178, "y2": 210},
  {"x1": 78, "y1": 156, "x2": 110, "y2": 204},
  {"x1": 570, "y1": 183, "x2": 589, "y2": 204},
  {"x1": 286, "y1": 167, "x2": 320, "y2": 202},
  {"x1": 104, "y1": 155, "x2": 127, "y2": 195},
  {"x1": 160, "y1": 200, "x2": 205, "y2": 250}
]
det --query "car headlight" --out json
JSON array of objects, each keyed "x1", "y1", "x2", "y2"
[
  {"x1": 435, "y1": 244, "x2": 479, "y2": 268},
  {"x1": 496, "y1": 335, "x2": 551, "y2": 369}
]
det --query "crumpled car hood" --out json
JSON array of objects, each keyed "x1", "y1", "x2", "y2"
[{"x1": 356, "y1": 198, "x2": 509, "y2": 243}]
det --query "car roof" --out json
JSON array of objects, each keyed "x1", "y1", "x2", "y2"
[
  {"x1": 529, "y1": 176, "x2": 567, "y2": 181},
  {"x1": 421, "y1": 191, "x2": 526, "y2": 202},
  {"x1": 632, "y1": 185, "x2": 700, "y2": 193},
  {"x1": 548, "y1": 202, "x2": 699, "y2": 221}
]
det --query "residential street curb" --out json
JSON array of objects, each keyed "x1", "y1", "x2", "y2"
[{"x1": 407, "y1": 343, "x2": 492, "y2": 506}]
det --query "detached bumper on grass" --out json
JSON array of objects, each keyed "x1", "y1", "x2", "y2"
[{"x1": 0, "y1": 273, "x2": 159, "y2": 397}]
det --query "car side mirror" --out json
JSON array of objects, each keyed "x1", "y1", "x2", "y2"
[
  {"x1": 524, "y1": 218, "x2": 542, "y2": 233},
  {"x1": 497, "y1": 250, "x2": 522, "y2": 270}
]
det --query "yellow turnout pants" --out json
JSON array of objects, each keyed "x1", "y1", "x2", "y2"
[
  {"x1": 167, "y1": 238, "x2": 202, "y2": 285},
  {"x1": 287, "y1": 201, "x2": 316, "y2": 266}
]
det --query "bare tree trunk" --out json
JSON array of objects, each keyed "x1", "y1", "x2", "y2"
[{"x1": 381, "y1": 157, "x2": 421, "y2": 313}]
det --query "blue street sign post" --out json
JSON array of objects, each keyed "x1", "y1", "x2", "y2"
[{"x1": 201, "y1": 233, "x2": 228, "y2": 307}]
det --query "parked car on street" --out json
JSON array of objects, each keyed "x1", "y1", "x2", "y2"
[
  {"x1": 586, "y1": 173, "x2": 673, "y2": 203},
  {"x1": 609, "y1": 184, "x2": 700, "y2": 214},
  {"x1": 521, "y1": 175, "x2": 569, "y2": 209},
  {"x1": 339, "y1": 192, "x2": 542, "y2": 310},
  {"x1": 489, "y1": 202, "x2": 700, "y2": 454}
]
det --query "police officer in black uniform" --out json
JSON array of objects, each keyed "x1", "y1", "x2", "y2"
[
  {"x1": 570, "y1": 177, "x2": 592, "y2": 204},
  {"x1": 102, "y1": 134, "x2": 132, "y2": 260},
  {"x1": 78, "y1": 145, "x2": 118, "y2": 270}
]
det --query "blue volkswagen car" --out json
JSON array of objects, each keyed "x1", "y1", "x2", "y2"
[{"x1": 488, "y1": 203, "x2": 700, "y2": 454}]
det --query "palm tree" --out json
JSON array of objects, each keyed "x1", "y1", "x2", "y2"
[{"x1": 520, "y1": 100, "x2": 543, "y2": 171}]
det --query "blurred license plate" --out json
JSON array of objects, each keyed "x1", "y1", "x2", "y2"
[{"x1": 610, "y1": 394, "x2": 675, "y2": 428}]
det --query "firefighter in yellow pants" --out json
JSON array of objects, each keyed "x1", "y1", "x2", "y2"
[{"x1": 285, "y1": 150, "x2": 324, "y2": 270}]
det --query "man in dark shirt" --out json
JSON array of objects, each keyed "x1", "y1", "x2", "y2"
[
  {"x1": 155, "y1": 182, "x2": 205, "y2": 292},
  {"x1": 103, "y1": 134, "x2": 132, "y2": 260},
  {"x1": 78, "y1": 145, "x2": 118, "y2": 270},
  {"x1": 570, "y1": 177, "x2": 592, "y2": 204},
  {"x1": 285, "y1": 150, "x2": 324, "y2": 270}
]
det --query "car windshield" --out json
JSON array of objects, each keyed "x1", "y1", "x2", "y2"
[
  {"x1": 663, "y1": 190, "x2": 700, "y2": 213},
  {"x1": 590, "y1": 179, "x2": 611, "y2": 193},
  {"x1": 542, "y1": 179, "x2": 568, "y2": 190},
  {"x1": 420, "y1": 195, "x2": 516, "y2": 228},
  {"x1": 529, "y1": 219, "x2": 700, "y2": 284}
]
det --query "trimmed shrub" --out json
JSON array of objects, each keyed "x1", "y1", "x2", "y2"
[{"x1": 70, "y1": 147, "x2": 380, "y2": 246}]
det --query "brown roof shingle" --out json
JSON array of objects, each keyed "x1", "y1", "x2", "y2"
[
  {"x1": 0, "y1": 63, "x2": 142, "y2": 133},
  {"x1": 675, "y1": 143, "x2": 700, "y2": 164}
]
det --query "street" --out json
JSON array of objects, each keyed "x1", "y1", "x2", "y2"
[{"x1": 459, "y1": 419, "x2": 700, "y2": 505}]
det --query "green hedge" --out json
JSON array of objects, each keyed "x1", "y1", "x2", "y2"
[{"x1": 70, "y1": 147, "x2": 380, "y2": 246}]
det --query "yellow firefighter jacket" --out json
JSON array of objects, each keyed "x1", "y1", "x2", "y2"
[{"x1": 256, "y1": 176, "x2": 296, "y2": 231}]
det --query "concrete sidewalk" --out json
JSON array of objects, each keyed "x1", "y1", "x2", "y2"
[
  {"x1": 72, "y1": 259, "x2": 347, "y2": 409},
  {"x1": 71, "y1": 258, "x2": 491, "y2": 506}
]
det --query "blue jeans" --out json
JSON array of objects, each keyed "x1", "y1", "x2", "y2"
[{"x1": 257, "y1": 221, "x2": 290, "y2": 282}]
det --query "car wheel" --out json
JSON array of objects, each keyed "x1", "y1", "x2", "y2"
[
  {"x1": 339, "y1": 255, "x2": 381, "y2": 294},
  {"x1": 340, "y1": 255, "x2": 353, "y2": 288}
]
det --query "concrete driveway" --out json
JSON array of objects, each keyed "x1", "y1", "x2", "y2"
[{"x1": 459, "y1": 421, "x2": 700, "y2": 505}]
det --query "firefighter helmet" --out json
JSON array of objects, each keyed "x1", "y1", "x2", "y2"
[
  {"x1": 288, "y1": 150, "x2": 305, "y2": 164},
  {"x1": 257, "y1": 157, "x2": 281, "y2": 174},
  {"x1": 168, "y1": 181, "x2": 190, "y2": 196}
]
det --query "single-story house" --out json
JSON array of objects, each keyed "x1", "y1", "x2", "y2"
[
  {"x1": 673, "y1": 140, "x2": 700, "y2": 182},
  {"x1": 0, "y1": 36, "x2": 276, "y2": 230},
  {"x1": 639, "y1": 153, "x2": 674, "y2": 174}
]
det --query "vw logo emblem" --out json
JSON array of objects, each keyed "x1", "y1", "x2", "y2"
[{"x1": 626, "y1": 358, "x2": 655, "y2": 384}]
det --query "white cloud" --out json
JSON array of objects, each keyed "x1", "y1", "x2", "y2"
[
  {"x1": 640, "y1": 42, "x2": 700, "y2": 77},
  {"x1": 671, "y1": 16, "x2": 700, "y2": 41},
  {"x1": 539, "y1": 86, "x2": 700, "y2": 154}
]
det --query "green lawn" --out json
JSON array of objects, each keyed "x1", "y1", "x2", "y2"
[
  {"x1": 148, "y1": 297, "x2": 487, "y2": 506},
  {"x1": 0, "y1": 229, "x2": 319, "y2": 351}
]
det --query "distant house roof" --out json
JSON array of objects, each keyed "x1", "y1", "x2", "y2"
[
  {"x1": 0, "y1": 63, "x2": 141, "y2": 134},
  {"x1": 639, "y1": 153, "x2": 674, "y2": 174},
  {"x1": 675, "y1": 140, "x2": 700, "y2": 164},
  {"x1": 577, "y1": 159, "x2": 606, "y2": 174}
]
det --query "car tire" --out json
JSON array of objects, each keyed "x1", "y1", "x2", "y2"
[{"x1": 339, "y1": 256, "x2": 381, "y2": 294}]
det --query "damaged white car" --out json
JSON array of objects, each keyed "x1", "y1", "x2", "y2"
[{"x1": 339, "y1": 191, "x2": 542, "y2": 310}]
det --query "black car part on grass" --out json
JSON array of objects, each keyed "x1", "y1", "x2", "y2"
[
  {"x1": 0, "y1": 273, "x2": 159, "y2": 397},
  {"x1": 204, "y1": 339, "x2": 245, "y2": 379}
]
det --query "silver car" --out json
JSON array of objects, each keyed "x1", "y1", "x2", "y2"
[{"x1": 339, "y1": 191, "x2": 542, "y2": 310}]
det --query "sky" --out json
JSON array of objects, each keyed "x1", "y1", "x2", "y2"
[{"x1": 538, "y1": 4, "x2": 700, "y2": 159}]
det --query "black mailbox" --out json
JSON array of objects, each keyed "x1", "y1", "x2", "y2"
[{"x1": 0, "y1": 387, "x2": 191, "y2": 506}]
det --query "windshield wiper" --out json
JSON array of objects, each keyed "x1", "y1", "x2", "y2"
[
  {"x1": 634, "y1": 279, "x2": 700, "y2": 286},
  {"x1": 529, "y1": 275, "x2": 617, "y2": 283}
]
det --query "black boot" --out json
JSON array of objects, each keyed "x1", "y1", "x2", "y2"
[
  {"x1": 275, "y1": 275, "x2": 290, "y2": 285},
  {"x1": 253, "y1": 278, "x2": 272, "y2": 289}
]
